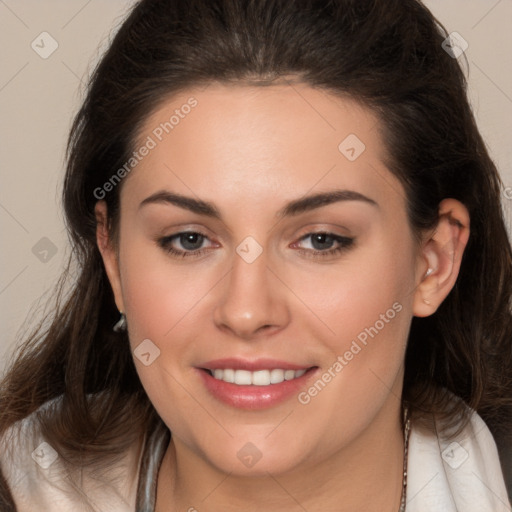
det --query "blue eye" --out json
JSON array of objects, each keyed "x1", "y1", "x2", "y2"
[{"x1": 157, "y1": 231, "x2": 354, "y2": 259}]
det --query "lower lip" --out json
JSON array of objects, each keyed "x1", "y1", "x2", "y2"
[{"x1": 197, "y1": 368, "x2": 317, "y2": 410}]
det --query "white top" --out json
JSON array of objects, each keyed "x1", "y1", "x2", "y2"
[{"x1": 1, "y1": 397, "x2": 510, "y2": 511}]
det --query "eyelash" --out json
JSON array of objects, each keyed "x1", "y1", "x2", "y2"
[{"x1": 157, "y1": 231, "x2": 355, "y2": 259}]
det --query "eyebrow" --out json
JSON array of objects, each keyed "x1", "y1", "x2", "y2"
[{"x1": 138, "y1": 189, "x2": 378, "y2": 219}]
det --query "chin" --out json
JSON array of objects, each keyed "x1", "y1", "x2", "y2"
[{"x1": 194, "y1": 432, "x2": 317, "y2": 477}]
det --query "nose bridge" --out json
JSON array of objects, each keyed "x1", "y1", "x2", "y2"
[{"x1": 213, "y1": 238, "x2": 288, "y2": 338}]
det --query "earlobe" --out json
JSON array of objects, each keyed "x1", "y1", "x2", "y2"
[
  {"x1": 413, "y1": 198, "x2": 470, "y2": 318},
  {"x1": 94, "y1": 201, "x2": 125, "y2": 313}
]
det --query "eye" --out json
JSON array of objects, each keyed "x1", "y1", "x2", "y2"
[
  {"x1": 157, "y1": 230, "x2": 355, "y2": 260},
  {"x1": 292, "y1": 232, "x2": 355, "y2": 258},
  {"x1": 157, "y1": 231, "x2": 214, "y2": 258}
]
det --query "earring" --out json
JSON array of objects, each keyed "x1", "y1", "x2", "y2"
[
  {"x1": 113, "y1": 312, "x2": 127, "y2": 332},
  {"x1": 423, "y1": 268, "x2": 434, "y2": 305}
]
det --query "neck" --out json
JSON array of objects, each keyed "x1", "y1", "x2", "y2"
[{"x1": 155, "y1": 401, "x2": 406, "y2": 512}]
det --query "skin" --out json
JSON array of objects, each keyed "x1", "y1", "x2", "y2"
[{"x1": 95, "y1": 82, "x2": 470, "y2": 511}]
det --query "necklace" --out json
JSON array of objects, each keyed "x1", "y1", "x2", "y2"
[{"x1": 398, "y1": 404, "x2": 411, "y2": 512}]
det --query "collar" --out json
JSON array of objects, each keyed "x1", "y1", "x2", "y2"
[{"x1": 406, "y1": 407, "x2": 510, "y2": 511}]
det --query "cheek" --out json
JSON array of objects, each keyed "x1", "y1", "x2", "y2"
[
  {"x1": 286, "y1": 232, "x2": 415, "y2": 407},
  {"x1": 285, "y1": 229, "x2": 415, "y2": 342},
  {"x1": 119, "y1": 237, "x2": 211, "y2": 342},
  {"x1": 117, "y1": 240, "x2": 214, "y2": 437}
]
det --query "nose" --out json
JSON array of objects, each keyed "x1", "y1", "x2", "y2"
[{"x1": 213, "y1": 246, "x2": 290, "y2": 340}]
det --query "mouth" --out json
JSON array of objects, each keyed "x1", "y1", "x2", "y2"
[{"x1": 196, "y1": 359, "x2": 318, "y2": 409}]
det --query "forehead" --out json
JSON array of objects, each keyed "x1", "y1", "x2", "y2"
[
  {"x1": 124, "y1": 83, "x2": 405, "y2": 217},
  {"x1": 136, "y1": 82, "x2": 380, "y2": 163}
]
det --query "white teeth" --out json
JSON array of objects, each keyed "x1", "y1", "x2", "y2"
[
  {"x1": 223, "y1": 368, "x2": 235, "y2": 383},
  {"x1": 234, "y1": 370, "x2": 252, "y2": 385},
  {"x1": 209, "y1": 368, "x2": 308, "y2": 386},
  {"x1": 252, "y1": 370, "x2": 270, "y2": 386},
  {"x1": 269, "y1": 369, "x2": 284, "y2": 384},
  {"x1": 284, "y1": 369, "x2": 295, "y2": 381}
]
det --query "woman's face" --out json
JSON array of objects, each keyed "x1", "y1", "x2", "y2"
[{"x1": 100, "y1": 83, "x2": 428, "y2": 475}]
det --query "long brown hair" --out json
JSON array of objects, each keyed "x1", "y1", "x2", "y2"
[{"x1": 2, "y1": 0, "x2": 511, "y2": 508}]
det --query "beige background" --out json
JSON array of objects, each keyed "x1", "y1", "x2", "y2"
[{"x1": 1, "y1": 0, "x2": 511, "y2": 375}]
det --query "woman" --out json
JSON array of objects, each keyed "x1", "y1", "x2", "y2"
[{"x1": 1, "y1": 0, "x2": 511, "y2": 510}]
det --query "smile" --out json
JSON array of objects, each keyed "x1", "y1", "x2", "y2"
[
  {"x1": 208, "y1": 368, "x2": 307, "y2": 386},
  {"x1": 197, "y1": 360, "x2": 318, "y2": 410}
]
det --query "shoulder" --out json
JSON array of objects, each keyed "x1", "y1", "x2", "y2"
[
  {"x1": 406, "y1": 396, "x2": 511, "y2": 512},
  {"x1": 0, "y1": 395, "x2": 143, "y2": 512}
]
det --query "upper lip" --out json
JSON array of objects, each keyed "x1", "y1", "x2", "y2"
[{"x1": 198, "y1": 358, "x2": 314, "y2": 371}]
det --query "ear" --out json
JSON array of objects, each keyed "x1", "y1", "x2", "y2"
[
  {"x1": 413, "y1": 198, "x2": 470, "y2": 317},
  {"x1": 95, "y1": 201, "x2": 125, "y2": 313}
]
